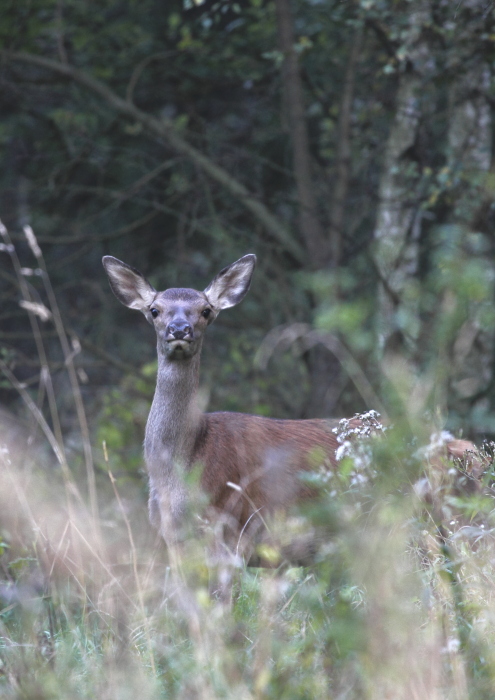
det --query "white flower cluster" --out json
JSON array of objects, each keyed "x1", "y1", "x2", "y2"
[
  {"x1": 415, "y1": 431, "x2": 455, "y2": 462},
  {"x1": 332, "y1": 411, "x2": 386, "y2": 485}
]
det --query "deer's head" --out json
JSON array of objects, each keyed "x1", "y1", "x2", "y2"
[{"x1": 102, "y1": 254, "x2": 256, "y2": 360}]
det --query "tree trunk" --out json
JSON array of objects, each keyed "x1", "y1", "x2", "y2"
[
  {"x1": 329, "y1": 25, "x2": 362, "y2": 269},
  {"x1": 275, "y1": 0, "x2": 341, "y2": 417},
  {"x1": 372, "y1": 5, "x2": 432, "y2": 366},
  {"x1": 446, "y1": 60, "x2": 493, "y2": 433},
  {"x1": 303, "y1": 27, "x2": 363, "y2": 417},
  {"x1": 275, "y1": 0, "x2": 328, "y2": 269}
]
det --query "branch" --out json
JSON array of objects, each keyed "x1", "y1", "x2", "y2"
[
  {"x1": 126, "y1": 51, "x2": 176, "y2": 103},
  {"x1": 11, "y1": 210, "x2": 159, "y2": 245},
  {"x1": 0, "y1": 358, "x2": 65, "y2": 466},
  {"x1": 78, "y1": 335, "x2": 154, "y2": 385},
  {"x1": 3, "y1": 51, "x2": 305, "y2": 264}
]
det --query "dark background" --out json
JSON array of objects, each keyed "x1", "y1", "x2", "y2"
[{"x1": 1, "y1": 0, "x2": 494, "y2": 479}]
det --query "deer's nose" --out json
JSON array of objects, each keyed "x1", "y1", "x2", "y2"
[{"x1": 167, "y1": 321, "x2": 193, "y2": 340}]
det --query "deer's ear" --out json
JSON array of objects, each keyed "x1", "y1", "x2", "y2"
[
  {"x1": 102, "y1": 256, "x2": 156, "y2": 311},
  {"x1": 204, "y1": 254, "x2": 256, "y2": 310}
]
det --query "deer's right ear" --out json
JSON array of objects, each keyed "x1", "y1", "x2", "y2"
[{"x1": 102, "y1": 256, "x2": 156, "y2": 311}]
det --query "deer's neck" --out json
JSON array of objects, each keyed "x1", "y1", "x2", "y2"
[{"x1": 145, "y1": 351, "x2": 202, "y2": 474}]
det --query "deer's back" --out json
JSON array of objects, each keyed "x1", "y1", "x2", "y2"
[{"x1": 195, "y1": 412, "x2": 341, "y2": 524}]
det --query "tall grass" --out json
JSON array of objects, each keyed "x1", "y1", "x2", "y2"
[{"x1": 1, "y1": 224, "x2": 495, "y2": 699}]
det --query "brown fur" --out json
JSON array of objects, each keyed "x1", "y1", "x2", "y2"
[{"x1": 195, "y1": 413, "x2": 341, "y2": 522}]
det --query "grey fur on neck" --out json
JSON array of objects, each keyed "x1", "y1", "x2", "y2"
[
  {"x1": 144, "y1": 346, "x2": 202, "y2": 531},
  {"x1": 146, "y1": 350, "x2": 202, "y2": 465}
]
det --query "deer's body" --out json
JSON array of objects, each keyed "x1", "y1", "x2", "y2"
[
  {"x1": 102, "y1": 254, "x2": 344, "y2": 549},
  {"x1": 147, "y1": 404, "x2": 341, "y2": 531},
  {"x1": 143, "y1": 318, "x2": 341, "y2": 535},
  {"x1": 102, "y1": 253, "x2": 482, "y2": 556}
]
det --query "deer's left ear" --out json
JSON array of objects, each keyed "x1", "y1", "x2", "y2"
[{"x1": 204, "y1": 254, "x2": 256, "y2": 310}]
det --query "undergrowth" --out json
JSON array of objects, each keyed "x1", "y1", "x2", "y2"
[{"x1": 1, "y1": 223, "x2": 495, "y2": 699}]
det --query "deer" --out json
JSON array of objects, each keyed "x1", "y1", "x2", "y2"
[{"x1": 102, "y1": 254, "x2": 485, "y2": 565}]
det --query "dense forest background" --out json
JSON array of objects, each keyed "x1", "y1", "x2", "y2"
[{"x1": 2, "y1": 0, "x2": 494, "y2": 457}]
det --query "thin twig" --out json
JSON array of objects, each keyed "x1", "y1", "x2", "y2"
[
  {"x1": 23, "y1": 225, "x2": 99, "y2": 525},
  {"x1": 126, "y1": 51, "x2": 177, "y2": 104},
  {"x1": 107, "y1": 456, "x2": 157, "y2": 674},
  {"x1": 0, "y1": 358, "x2": 63, "y2": 467},
  {"x1": 11, "y1": 210, "x2": 159, "y2": 245},
  {"x1": 0, "y1": 221, "x2": 66, "y2": 461}
]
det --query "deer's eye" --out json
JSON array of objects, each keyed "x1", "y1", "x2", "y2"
[
  {"x1": 150, "y1": 308, "x2": 159, "y2": 319},
  {"x1": 201, "y1": 308, "x2": 212, "y2": 319}
]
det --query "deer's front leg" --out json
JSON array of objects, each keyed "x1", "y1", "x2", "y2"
[
  {"x1": 148, "y1": 484, "x2": 161, "y2": 530},
  {"x1": 148, "y1": 469, "x2": 189, "y2": 544}
]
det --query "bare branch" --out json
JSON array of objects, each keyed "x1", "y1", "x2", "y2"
[
  {"x1": 78, "y1": 335, "x2": 154, "y2": 385},
  {"x1": 126, "y1": 51, "x2": 176, "y2": 104},
  {"x1": 3, "y1": 51, "x2": 305, "y2": 264},
  {"x1": 13, "y1": 210, "x2": 160, "y2": 245}
]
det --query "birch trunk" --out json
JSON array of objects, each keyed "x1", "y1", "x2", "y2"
[{"x1": 372, "y1": 4, "x2": 433, "y2": 371}]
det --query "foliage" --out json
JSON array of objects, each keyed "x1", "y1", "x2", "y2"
[{"x1": 2, "y1": 407, "x2": 495, "y2": 698}]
